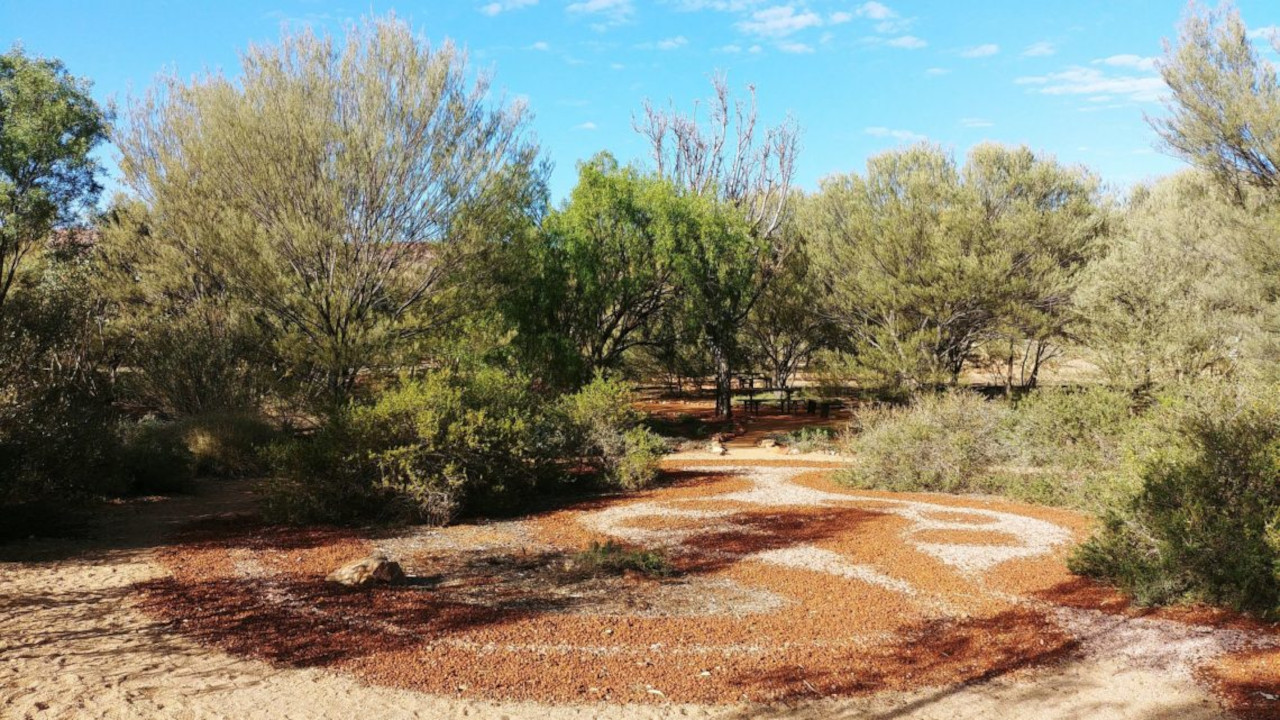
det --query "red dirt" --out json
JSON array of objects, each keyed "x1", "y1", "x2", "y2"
[{"x1": 134, "y1": 463, "x2": 1275, "y2": 709}]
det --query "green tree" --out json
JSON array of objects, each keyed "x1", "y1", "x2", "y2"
[
  {"x1": 1151, "y1": 2, "x2": 1280, "y2": 197},
  {"x1": 506, "y1": 153, "x2": 683, "y2": 385},
  {"x1": 635, "y1": 77, "x2": 800, "y2": 417},
  {"x1": 0, "y1": 45, "x2": 109, "y2": 320},
  {"x1": 116, "y1": 19, "x2": 541, "y2": 405},
  {"x1": 806, "y1": 143, "x2": 1103, "y2": 393},
  {"x1": 963, "y1": 144, "x2": 1106, "y2": 393},
  {"x1": 1080, "y1": 171, "x2": 1267, "y2": 391},
  {"x1": 743, "y1": 224, "x2": 830, "y2": 392}
]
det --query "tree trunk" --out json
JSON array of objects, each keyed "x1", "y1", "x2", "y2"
[
  {"x1": 713, "y1": 347, "x2": 733, "y2": 419},
  {"x1": 1004, "y1": 338, "x2": 1016, "y2": 399}
]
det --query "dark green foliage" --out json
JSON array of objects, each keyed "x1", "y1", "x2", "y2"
[
  {"x1": 174, "y1": 411, "x2": 277, "y2": 478},
  {"x1": 116, "y1": 420, "x2": 196, "y2": 495},
  {"x1": 1072, "y1": 391, "x2": 1280, "y2": 613},
  {"x1": 263, "y1": 370, "x2": 664, "y2": 525},
  {"x1": 0, "y1": 45, "x2": 110, "y2": 318},
  {"x1": 559, "y1": 374, "x2": 665, "y2": 491},
  {"x1": 265, "y1": 368, "x2": 558, "y2": 525},
  {"x1": 574, "y1": 540, "x2": 673, "y2": 577}
]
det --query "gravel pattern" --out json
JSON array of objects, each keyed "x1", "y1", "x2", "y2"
[{"x1": 2, "y1": 466, "x2": 1275, "y2": 718}]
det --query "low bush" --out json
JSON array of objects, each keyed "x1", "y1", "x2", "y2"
[
  {"x1": 263, "y1": 370, "x2": 664, "y2": 525},
  {"x1": 560, "y1": 375, "x2": 665, "y2": 490},
  {"x1": 1071, "y1": 388, "x2": 1280, "y2": 613},
  {"x1": 777, "y1": 426, "x2": 839, "y2": 453},
  {"x1": 265, "y1": 368, "x2": 559, "y2": 525},
  {"x1": 173, "y1": 411, "x2": 277, "y2": 478},
  {"x1": 116, "y1": 419, "x2": 196, "y2": 495},
  {"x1": 838, "y1": 391, "x2": 1010, "y2": 493},
  {"x1": 1005, "y1": 386, "x2": 1135, "y2": 469},
  {"x1": 573, "y1": 540, "x2": 673, "y2": 577}
]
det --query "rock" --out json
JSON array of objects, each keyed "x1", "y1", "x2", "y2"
[
  {"x1": 707, "y1": 441, "x2": 727, "y2": 456},
  {"x1": 757, "y1": 438, "x2": 777, "y2": 449},
  {"x1": 325, "y1": 550, "x2": 405, "y2": 588}
]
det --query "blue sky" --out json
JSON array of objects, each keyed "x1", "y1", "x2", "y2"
[{"x1": 4, "y1": 0, "x2": 1279, "y2": 202}]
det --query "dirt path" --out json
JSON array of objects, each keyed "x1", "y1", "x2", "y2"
[{"x1": 0, "y1": 462, "x2": 1265, "y2": 719}]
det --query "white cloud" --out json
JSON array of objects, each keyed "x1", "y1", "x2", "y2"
[
  {"x1": 719, "y1": 43, "x2": 743, "y2": 53},
  {"x1": 574, "y1": 121, "x2": 598, "y2": 131},
  {"x1": 737, "y1": 5, "x2": 822, "y2": 37},
  {"x1": 1094, "y1": 54, "x2": 1157, "y2": 71},
  {"x1": 887, "y1": 35, "x2": 926, "y2": 49},
  {"x1": 960, "y1": 117, "x2": 993, "y2": 128},
  {"x1": 865, "y1": 126, "x2": 925, "y2": 142},
  {"x1": 778, "y1": 41, "x2": 815, "y2": 53},
  {"x1": 1016, "y1": 66, "x2": 1165, "y2": 103},
  {"x1": 749, "y1": 44, "x2": 763, "y2": 53},
  {"x1": 478, "y1": 0, "x2": 537, "y2": 16},
  {"x1": 829, "y1": 11, "x2": 853, "y2": 25},
  {"x1": 925, "y1": 67, "x2": 950, "y2": 76},
  {"x1": 657, "y1": 35, "x2": 689, "y2": 49},
  {"x1": 856, "y1": 2, "x2": 894, "y2": 20},
  {"x1": 1248, "y1": 25, "x2": 1279, "y2": 41},
  {"x1": 529, "y1": 41, "x2": 550, "y2": 51},
  {"x1": 1022, "y1": 41, "x2": 1055, "y2": 57},
  {"x1": 669, "y1": 0, "x2": 762, "y2": 10},
  {"x1": 567, "y1": 0, "x2": 634, "y2": 28},
  {"x1": 961, "y1": 43, "x2": 999, "y2": 58}
]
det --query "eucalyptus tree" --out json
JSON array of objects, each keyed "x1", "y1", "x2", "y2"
[
  {"x1": 0, "y1": 46, "x2": 109, "y2": 321},
  {"x1": 1152, "y1": 2, "x2": 1280, "y2": 198},
  {"x1": 635, "y1": 76, "x2": 800, "y2": 417},
  {"x1": 116, "y1": 18, "x2": 541, "y2": 404}
]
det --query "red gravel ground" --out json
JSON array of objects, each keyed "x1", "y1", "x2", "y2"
[{"x1": 137, "y1": 465, "x2": 1280, "y2": 710}]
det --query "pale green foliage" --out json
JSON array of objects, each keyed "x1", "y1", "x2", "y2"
[
  {"x1": 559, "y1": 374, "x2": 665, "y2": 491},
  {"x1": 0, "y1": 45, "x2": 109, "y2": 319},
  {"x1": 841, "y1": 392, "x2": 1011, "y2": 493},
  {"x1": 116, "y1": 18, "x2": 540, "y2": 403},
  {"x1": 1152, "y1": 3, "x2": 1280, "y2": 196},
  {"x1": 1079, "y1": 171, "x2": 1273, "y2": 390},
  {"x1": 97, "y1": 198, "x2": 275, "y2": 414},
  {"x1": 806, "y1": 143, "x2": 1104, "y2": 392}
]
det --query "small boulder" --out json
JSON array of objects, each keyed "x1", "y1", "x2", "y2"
[
  {"x1": 757, "y1": 438, "x2": 777, "y2": 449},
  {"x1": 707, "y1": 441, "x2": 728, "y2": 456},
  {"x1": 326, "y1": 551, "x2": 405, "y2": 588}
]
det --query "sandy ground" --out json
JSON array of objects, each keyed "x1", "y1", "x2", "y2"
[{"x1": 0, "y1": 461, "x2": 1268, "y2": 720}]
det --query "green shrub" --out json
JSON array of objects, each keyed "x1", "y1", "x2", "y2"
[
  {"x1": 560, "y1": 375, "x2": 665, "y2": 490},
  {"x1": 838, "y1": 391, "x2": 1010, "y2": 493},
  {"x1": 1006, "y1": 386, "x2": 1135, "y2": 469},
  {"x1": 1071, "y1": 389, "x2": 1280, "y2": 613},
  {"x1": 574, "y1": 540, "x2": 673, "y2": 577},
  {"x1": 0, "y1": 384, "x2": 128, "y2": 502},
  {"x1": 264, "y1": 371, "x2": 668, "y2": 525},
  {"x1": 173, "y1": 411, "x2": 277, "y2": 478},
  {"x1": 265, "y1": 368, "x2": 563, "y2": 525},
  {"x1": 777, "y1": 426, "x2": 839, "y2": 453},
  {"x1": 116, "y1": 419, "x2": 196, "y2": 495}
]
